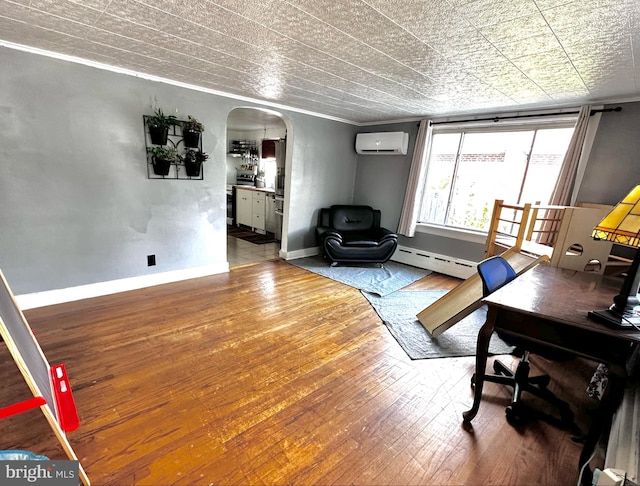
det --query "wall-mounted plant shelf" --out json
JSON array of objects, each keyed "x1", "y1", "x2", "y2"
[{"x1": 143, "y1": 115, "x2": 205, "y2": 180}]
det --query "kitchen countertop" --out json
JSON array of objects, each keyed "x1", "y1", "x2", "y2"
[{"x1": 233, "y1": 185, "x2": 275, "y2": 194}]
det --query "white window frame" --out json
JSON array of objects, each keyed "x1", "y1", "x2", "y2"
[{"x1": 415, "y1": 113, "x2": 581, "y2": 240}]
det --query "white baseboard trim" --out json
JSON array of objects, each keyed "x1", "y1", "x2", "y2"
[
  {"x1": 280, "y1": 245, "x2": 477, "y2": 280},
  {"x1": 280, "y1": 247, "x2": 320, "y2": 260},
  {"x1": 391, "y1": 245, "x2": 477, "y2": 279},
  {"x1": 16, "y1": 262, "x2": 230, "y2": 310}
]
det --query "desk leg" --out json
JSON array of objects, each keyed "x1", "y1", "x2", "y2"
[
  {"x1": 462, "y1": 306, "x2": 496, "y2": 423},
  {"x1": 578, "y1": 362, "x2": 626, "y2": 486}
]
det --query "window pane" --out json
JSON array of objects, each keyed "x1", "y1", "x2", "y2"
[
  {"x1": 446, "y1": 131, "x2": 534, "y2": 231},
  {"x1": 519, "y1": 127, "x2": 574, "y2": 204},
  {"x1": 418, "y1": 124, "x2": 575, "y2": 233},
  {"x1": 418, "y1": 133, "x2": 461, "y2": 225}
]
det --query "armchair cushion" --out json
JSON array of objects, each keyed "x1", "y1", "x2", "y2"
[{"x1": 315, "y1": 205, "x2": 398, "y2": 264}]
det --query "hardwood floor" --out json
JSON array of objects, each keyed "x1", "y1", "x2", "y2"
[{"x1": 0, "y1": 260, "x2": 604, "y2": 485}]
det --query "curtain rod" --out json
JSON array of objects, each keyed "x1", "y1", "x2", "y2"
[{"x1": 429, "y1": 106, "x2": 622, "y2": 126}]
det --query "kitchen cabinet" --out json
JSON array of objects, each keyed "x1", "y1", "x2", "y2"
[
  {"x1": 261, "y1": 139, "x2": 276, "y2": 158},
  {"x1": 236, "y1": 188, "x2": 252, "y2": 227},
  {"x1": 235, "y1": 187, "x2": 269, "y2": 233},
  {"x1": 252, "y1": 191, "x2": 266, "y2": 231}
]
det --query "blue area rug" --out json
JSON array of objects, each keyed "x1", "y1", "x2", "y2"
[
  {"x1": 362, "y1": 290, "x2": 513, "y2": 359},
  {"x1": 288, "y1": 255, "x2": 430, "y2": 297}
]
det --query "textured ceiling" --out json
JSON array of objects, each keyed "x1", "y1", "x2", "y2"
[{"x1": 1, "y1": 0, "x2": 639, "y2": 124}]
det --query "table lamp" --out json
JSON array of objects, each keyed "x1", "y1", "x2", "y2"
[{"x1": 589, "y1": 184, "x2": 640, "y2": 328}]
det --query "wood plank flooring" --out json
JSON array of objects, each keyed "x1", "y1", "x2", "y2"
[{"x1": 0, "y1": 260, "x2": 604, "y2": 485}]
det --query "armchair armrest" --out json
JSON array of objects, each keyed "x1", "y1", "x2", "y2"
[
  {"x1": 316, "y1": 225, "x2": 342, "y2": 244},
  {"x1": 372, "y1": 227, "x2": 398, "y2": 242}
]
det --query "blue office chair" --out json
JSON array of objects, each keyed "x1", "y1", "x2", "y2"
[{"x1": 474, "y1": 255, "x2": 576, "y2": 427}]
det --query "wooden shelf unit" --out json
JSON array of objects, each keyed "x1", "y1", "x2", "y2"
[{"x1": 485, "y1": 199, "x2": 633, "y2": 276}]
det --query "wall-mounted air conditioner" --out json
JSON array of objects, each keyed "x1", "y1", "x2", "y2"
[{"x1": 355, "y1": 131, "x2": 409, "y2": 155}]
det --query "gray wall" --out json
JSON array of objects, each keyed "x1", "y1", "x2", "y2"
[
  {"x1": 353, "y1": 121, "x2": 486, "y2": 261},
  {"x1": 577, "y1": 102, "x2": 640, "y2": 205},
  {"x1": 286, "y1": 115, "x2": 358, "y2": 249},
  {"x1": 353, "y1": 121, "x2": 419, "y2": 230},
  {"x1": 0, "y1": 47, "x2": 357, "y2": 294},
  {"x1": 5, "y1": 45, "x2": 637, "y2": 295},
  {"x1": 355, "y1": 103, "x2": 640, "y2": 263}
]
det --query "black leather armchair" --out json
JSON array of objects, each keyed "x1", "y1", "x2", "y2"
[{"x1": 315, "y1": 205, "x2": 398, "y2": 265}]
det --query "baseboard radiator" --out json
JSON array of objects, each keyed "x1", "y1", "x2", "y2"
[
  {"x1": 391, "y1": 245, "x2": 476, "y2": 280},
  {"x1": 605, "y1": 382, "x2": 640, "y2": 482}
]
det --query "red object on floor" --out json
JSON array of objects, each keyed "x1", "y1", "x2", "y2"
[
  {"x1": 50, "y1": 364, "x2": 80, "y2": 432},
  {"x1": 0, "y1": 396, "x2": 46, "y2": 419}
]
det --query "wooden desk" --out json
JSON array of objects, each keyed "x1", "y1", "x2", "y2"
[{"x1": 462, "y1": 264, "x2": 640, "y2": 485}]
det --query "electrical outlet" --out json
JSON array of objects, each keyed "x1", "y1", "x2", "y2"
[{"x1": 147, "y1": 255, "x2": 156, "y2": 266}]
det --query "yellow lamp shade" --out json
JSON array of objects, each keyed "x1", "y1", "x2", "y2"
[{"x1": 592, "y1": 184, "x2": 640, "y2": 247}]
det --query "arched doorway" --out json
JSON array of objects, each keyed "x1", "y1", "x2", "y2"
[{"x1": 226, "y1": 107, "x2": 289, "y2": 267}]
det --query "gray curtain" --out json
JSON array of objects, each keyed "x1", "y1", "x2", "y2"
[
  {"x1": 549, "y1": 105, "x2": 592, "y2": 206},
  {"x1": 537, "y1": 105, "x2": 592, "y2": 244},
  {"x1": 398, "y1": 119, "x2": 432, "y2": 236}
]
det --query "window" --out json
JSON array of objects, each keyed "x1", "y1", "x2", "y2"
[{"x1": 418, "y1": 122, "x2": 575, "y2": 233}]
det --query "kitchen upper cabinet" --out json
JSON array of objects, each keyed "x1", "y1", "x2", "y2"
[
  {"x1": 261, "y1": 139, "x2": 276, "y2": 159},
  {"x1": 236, "y1": 188, "x2": 252, "y2": 227}
]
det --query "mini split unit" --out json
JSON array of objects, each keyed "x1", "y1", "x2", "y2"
[{"x1": 355, "y1": 131, "x2": 409, "y2": 155}]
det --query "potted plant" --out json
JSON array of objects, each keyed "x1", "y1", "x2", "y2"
[
  {"x1": 146, "y1": 107, "x2": 179, "y2": 145},
  {"x1": 149, "y1": 146, "x2": 179, "y2": 176},
  {"x1": 182, "y1": 115, "x2": 204, "y2": 148},
  {"x1": 183, "y1": 149, "x2": 209, "y2": 177}
]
